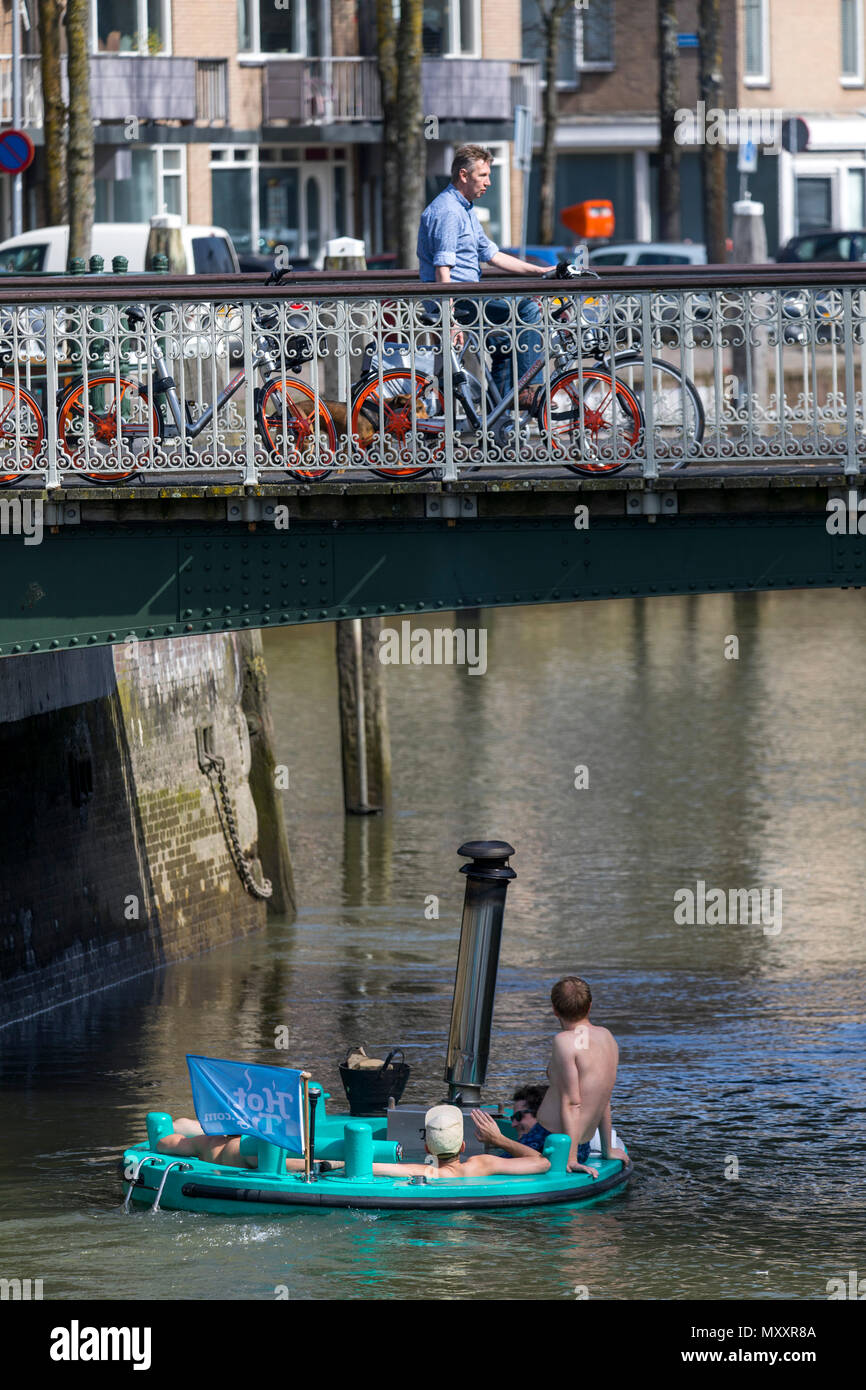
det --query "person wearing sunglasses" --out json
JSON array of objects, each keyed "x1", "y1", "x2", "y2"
[{"x1": 510, "y1": 1084, "x2": 548, "y2": 1141}]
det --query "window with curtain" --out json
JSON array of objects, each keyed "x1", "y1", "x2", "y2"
[{"x1": 743, "y1": 0, "x2": 767, "y2": 80}]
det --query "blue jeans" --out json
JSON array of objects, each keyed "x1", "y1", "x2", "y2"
[{"x1": 454, "y1": 295, "x2": 543, "y2": 402}]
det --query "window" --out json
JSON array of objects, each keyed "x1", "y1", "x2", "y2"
[
  {"x1": 848, "y1": 167, "x2": 866, "y2": 225},
  {"x1": 210, "y1": 146, "x2": 349, "y2": 262},
  {"x1": 191, "y1": 236, "x2": 236, "y2": 273},
  {"x1": 743, "y1": 0, "x2": 769, "y2": 84},
  {"x1": 590, "y1": 251, "x2": 628, "y2": 265},
  {"x1": 422, "y1": 0, "x2": 479, "y2": 57},
  {"x1": 0, "y1": 244, "x2": 49, "y2": 273},
  {"x1": 577, "y1": 0, "x2": 614, "y2": 70},
  {"x1": 841, "y1": 0, "x2": 864, "y2": 84},
  {"x1": 238, "y1": 0, "x2": 324, "y2": 56},
  {"x1": 94, "y1": 0, "x2": 170, "y2": 55},
  {"x1": 636, "y1": 252, "x2": 692, "y2": 265},
  {"x1": 95, "y1": 146, "x2": 186, "y2": 222},
  {"x1": 796, "y1": 177, "x2": 833, "y2": 234},
  {"x1": 521, "y1": 0, "x2": 577, "y2": 84}
]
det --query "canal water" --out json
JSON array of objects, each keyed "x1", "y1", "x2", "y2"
[{"x1": 1, "y1": 591, "x2": 864, "y2": 1301}]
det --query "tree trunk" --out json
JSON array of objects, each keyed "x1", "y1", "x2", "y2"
[
  {"x1": 375, "y1": 0, "x2": 399, "y2": 253},
  {"x1": 658, "y1": 0, "x2": 681, "y2": 241},
  {"x1": 38, "y1": 0, "x2": 67, "y2": 225},
  {"x1": 538, "y1": 6, "x2": 565, "y2": 246},
  {"x1": 395, "y1": 0, "x2": 425, "y2": 269},
  {"x1": 698, "y1": 0, "x2": 727, "y2": 263},
  {"x1": 66, "y1": 0, "x2": 94, "y2": 266}
]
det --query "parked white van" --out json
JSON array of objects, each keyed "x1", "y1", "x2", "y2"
[{"x1": 0, "y1": 222, "x2": 239, "y2": 274}]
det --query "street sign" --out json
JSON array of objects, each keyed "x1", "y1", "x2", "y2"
[
  {"x1": 677, "y1": 32, "x2": 699, "y2": 48},
  {"x1": 781, "y1": 117, "x2": 810, "y2": 153},
  {"x1": 513, "y1": 105, "x2": 533, "y2": 174},
  {"x1": 0, "y1": 129, "x2": 35, "y2": 175},
  {"x1": 738, "y1": 140, "x2": 758, "y2": 174}
]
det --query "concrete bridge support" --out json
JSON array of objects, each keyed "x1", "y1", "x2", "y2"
[{"x1": 0, "y1": 631, "x2": 294, "y2": 1028}]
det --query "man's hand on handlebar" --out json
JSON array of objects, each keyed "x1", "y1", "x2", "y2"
[
  {"x1": 264, "y1": 266, "x2": 293, "y2": 286},
  {"x1": 543, "y1": 259, "x2": 601, "y2": 281}
]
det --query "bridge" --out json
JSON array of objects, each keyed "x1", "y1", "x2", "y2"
[{"x1": 1, "y1": 264, "x2": 865, "y2": 653}]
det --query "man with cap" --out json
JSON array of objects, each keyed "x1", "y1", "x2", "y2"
[{"x1": 370, "y1": 1104, "x2": 551, "y2": 1179}]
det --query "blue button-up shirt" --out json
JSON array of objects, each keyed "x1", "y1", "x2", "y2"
[{"x1": 417, "y1": 184, "x2": 499, "y2": 283}]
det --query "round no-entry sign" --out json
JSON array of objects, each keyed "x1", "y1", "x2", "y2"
[{"x1": 0, "y1": 129, "x2": 35, "y2": 175}]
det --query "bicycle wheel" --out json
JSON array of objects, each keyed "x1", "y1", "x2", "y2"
[
  {"x1": 607, "y1": 354, "x2": 704, "y2": 467},
  {"x1": 256, "y1": 379, "x2": 336, "y2": 480},
  {"x1": 0, "y1": 380, "x2": 45, "y2": 485},
  {"x1": 537, "y1": 368, "x2": 641, "y2": 475},
  {"x1": 57, "y1": 376, "x2": 162, "y2": 482},
  {"x1": 351, "y1": 371, "x2": 444, "y2": 478}
]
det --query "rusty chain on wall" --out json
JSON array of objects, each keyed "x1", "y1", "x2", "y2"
[{"x1": 200, "y1": 749, "x2": 273, "y2": 901}]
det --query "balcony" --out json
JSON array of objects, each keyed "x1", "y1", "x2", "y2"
[
  {"x1": 0, "y1": 56, "x2": 43, "y2": 126},
  {"x1": 90, "y1": 56, "x2": 196, "y2": 122},
  {"x1": 264, "y1": 57, "x2": 382, "y2": 125},
  {"x1": 0, "y1": 55, "x2": 224, "y2": 127},
  {"x1": 264, "y1": 57, "x2": 541, "y2": 127}
]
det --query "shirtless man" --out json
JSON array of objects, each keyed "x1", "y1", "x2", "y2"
[
  {"x1": 534, "y1": 976, "x2": 629, "y2": 1174},
  {"x1": 156, "y1": 1105, "x2": 549, "y2": 1180},
  {"x1": 371, "y1": 1104, "x2": 550, "y2": 1179}
]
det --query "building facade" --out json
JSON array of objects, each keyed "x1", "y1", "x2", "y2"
[
  {"x1": 1, "y1": 1, "x2": 863, "y2": 257},
  {"x1": 0, "y1": 0, "x2": 538, "y2": 259}
]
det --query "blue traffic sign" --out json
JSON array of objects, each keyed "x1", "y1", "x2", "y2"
[{"x1": 0, "y1": 129, "x2": 35, "y2": 175}]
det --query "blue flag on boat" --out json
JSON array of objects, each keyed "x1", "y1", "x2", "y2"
[{"x1": 186, "y1": 1055, "x2": 306, "y2": 1155}]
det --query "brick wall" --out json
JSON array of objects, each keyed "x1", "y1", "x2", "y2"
[{"x1": 0, "y1": 634, "x2": 270, "y2": 1027}]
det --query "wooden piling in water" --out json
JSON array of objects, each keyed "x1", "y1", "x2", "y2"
[{"x1": 336, "y1": 617, "x2": 391, "y2": 814}]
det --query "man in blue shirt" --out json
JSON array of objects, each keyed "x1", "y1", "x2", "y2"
[{"x1": 417, "y1": 144, "x2": 549, "y2": 405}]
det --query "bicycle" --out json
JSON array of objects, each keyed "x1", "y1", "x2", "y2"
[
  {"x1": 53, "y1": 299, "x2": 338, "y2": 483},
  {"x1": 345, "y1": 268, "x2": 645, "y2": 478}
]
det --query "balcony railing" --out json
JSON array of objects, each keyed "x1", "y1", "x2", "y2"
[
  {"x1": 264, "y1": 57, "x2": 382, "y2": 125},
  {"x1": 0, "y1": 56, "x2": 43, "y2": 127},
  {"x1": 0, "y1": 266, "x2": 863, "y2": 488},
  {"x1": 0, "y1": 55, "x2": 210, "y2": 126}
]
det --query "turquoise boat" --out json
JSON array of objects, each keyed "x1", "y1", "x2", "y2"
[
  {"x1": 121, "y1": 840, "x2": 633, "y2": 1215},
  {"x1": 121, "y1": 1096, "x2": 632, "y2": 1214}
]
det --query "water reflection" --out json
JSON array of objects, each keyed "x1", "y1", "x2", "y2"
[{"x1": 0, "y1": 590, "x2": 864, "y2": 1299}]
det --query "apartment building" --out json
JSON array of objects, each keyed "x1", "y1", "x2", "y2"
[
  {"x1": 0, "y1": 0, "x2": 538, "y2": 258},
  {"x1": 734, "y1": 0, "x2": 866, "y2": 247},
  {"x1": 522, "y1": 0, "x2": 866, "y2": 256}
]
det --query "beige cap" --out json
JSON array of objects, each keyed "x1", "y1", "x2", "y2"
[{"x1": 425, "y1": 1104, "x2": 465, "y2": 1155}]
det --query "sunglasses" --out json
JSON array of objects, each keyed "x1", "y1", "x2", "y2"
[{"x1": 511, "y1": 1109, "x2": 533, "y2": 1123}]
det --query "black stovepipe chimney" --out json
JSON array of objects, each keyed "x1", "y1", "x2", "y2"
[{"x1": 444, "y1": 840, "x2": 516, "y2": 1106}]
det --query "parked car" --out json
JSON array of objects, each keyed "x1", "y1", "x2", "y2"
[
  {"x1": 776, "y1": 231, "x2": 866, "y2": 262},
  {"x1": 588, "y1": 241, "x2": 708, "y2": 267},
  {"x1": 0, "y1": 223, "x2": 239, "y2": 275},
  {"x1": 499, "y1": 244, "x2": 572, "y2": 268}
]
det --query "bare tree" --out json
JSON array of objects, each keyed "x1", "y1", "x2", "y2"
[
  {"x1": 658, "y1": 0, "x2": 681, "y2": 241},
  {"x1": 375, "y1": 0, "x2": 426, "y2": 267},
  {"x1": 533, "y1": 0, "x2": 573, "y2": 246},
  {"x1": 375, "y1": 0, "x2": 399, "y2": 253},
  {"x1": 66, "y1": 0, "x2": 93, "y2": 264},
  {"x1": 395, "y1": 0, "x2": 424, "y2": 269},
  {"x1": 698, "y1": 0, "x2": 727, "y2": 262},
  {"x1": 38, "y1": 0, "x2": 67, "y2": 224}
]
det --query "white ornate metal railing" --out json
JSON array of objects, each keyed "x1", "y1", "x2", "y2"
[{"x1": 0, "y1": 266, "x2": 863, "y2": 488}]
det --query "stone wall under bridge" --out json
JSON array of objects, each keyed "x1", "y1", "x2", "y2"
[{"x1": 0, "y1": 631, "x2": 294, "y2": 1028}]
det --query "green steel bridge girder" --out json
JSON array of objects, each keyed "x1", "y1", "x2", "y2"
[{"x1": 1, "y1": 487, "x2": 865, "y2": 655}]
